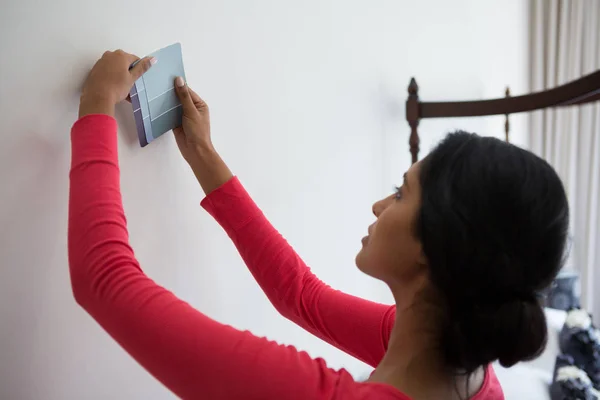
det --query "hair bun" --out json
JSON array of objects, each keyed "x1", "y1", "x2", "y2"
[{"x1": 442, "y1": 297, "x2": 547, "y2": 372}]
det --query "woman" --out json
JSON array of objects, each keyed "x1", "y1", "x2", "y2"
[{"x1": 69, "y1": 50, "x2": 569, "y2": 400}]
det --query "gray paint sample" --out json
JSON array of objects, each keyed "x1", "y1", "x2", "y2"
[
  {"x1": 151, "y1": 106, "x2": 183, "y2": 139},
  {"x1": 149, "y1": 88, "x2": 179, "y2": 120}
]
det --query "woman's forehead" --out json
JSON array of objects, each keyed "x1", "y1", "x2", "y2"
[{"x1": 405, "y1": 161, "x2": 421, "y2": 183}]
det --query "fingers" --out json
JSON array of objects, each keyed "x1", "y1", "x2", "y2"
[
  {"x1": 129, "y1": 56, "x2": 156, "y2": 81},
  {"x1": 115, "y1": 49, "x2": 139, "y2": 63},
  {"x1": 175, "y1": 77, "x2": 199, "y2": 116},
  {"x1": 187, "y1": 87, "x2": 208, "y2": 110}
]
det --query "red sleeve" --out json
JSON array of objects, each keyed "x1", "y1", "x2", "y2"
[
  {"x1": 67, "y1": 114, "x2": 355, "y2": 400},
  {"x1": 201, "y1": 178, "x2": 395, "y2": 368}
]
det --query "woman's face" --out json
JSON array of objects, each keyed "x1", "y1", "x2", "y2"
[{"x1": 355, "y1": 162, "x2": 426, "y2": 284}]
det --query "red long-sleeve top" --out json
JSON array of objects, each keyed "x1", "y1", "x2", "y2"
[{"x1": 68, "y1": 114, "x2": 504, "y2": 399}]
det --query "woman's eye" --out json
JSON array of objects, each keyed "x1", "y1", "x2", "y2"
[{"x1": 394, "y1": 186, "x2": 403, "y2": 200}]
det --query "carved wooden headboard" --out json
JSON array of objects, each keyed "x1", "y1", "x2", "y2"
[{"x1": 405, "y1": 70, "x2": 600, "y2": 163}]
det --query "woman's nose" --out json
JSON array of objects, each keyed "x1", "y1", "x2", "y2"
[
  {"x1": 372, "y1": 202, "x2": 380, "y2": 217},
  {"x1": 372, "y1": 196, "x2": 391, "y2": 217}
]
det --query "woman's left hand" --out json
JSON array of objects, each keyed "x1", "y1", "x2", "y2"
[{"x1": 79, "y1": 49, "x2": 155, "y2": 118}]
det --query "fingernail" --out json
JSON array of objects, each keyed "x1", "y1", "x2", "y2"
[
  {"x1": 149, "y1": 57, "x2": 157, "y2": 65},
  {"x1": 176, "y1": 76, "x2": 185, "y2": 87}
]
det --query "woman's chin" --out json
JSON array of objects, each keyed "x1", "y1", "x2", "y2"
[
  {"x1": 355, "y1": 249, "x2": 368, "y2": 273},
  {"x1": 355, "y1": 249, "x2": 386, "y2": 281}
]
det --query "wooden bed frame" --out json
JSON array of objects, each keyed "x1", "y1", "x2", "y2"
[{"x1": 405, "y1": 70, "x2": 600, "y2": 163}]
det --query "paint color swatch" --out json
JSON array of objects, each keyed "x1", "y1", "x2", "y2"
[{"x1": 129, "y1": 43, "x2": 186, "y2": 147}]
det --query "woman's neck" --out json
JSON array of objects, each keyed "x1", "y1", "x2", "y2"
[{"x1": 367, "y1": 287, "x2": 485, "y2": 399}]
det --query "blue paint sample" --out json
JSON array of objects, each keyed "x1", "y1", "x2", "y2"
[{"x1": 143, "y1": 43, "x2": 185, "y2": 102}]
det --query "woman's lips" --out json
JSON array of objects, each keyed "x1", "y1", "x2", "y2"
[{"x1": 363, "y1": 224, "x2": 374, "y2": 245}]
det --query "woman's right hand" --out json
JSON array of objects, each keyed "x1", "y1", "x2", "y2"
[
  {"x1": 173, "y1": 77, "x2": 213, "y2": 164},
  {"x1": 174, "y1": 77, "x2": 233, "y2": 194}
]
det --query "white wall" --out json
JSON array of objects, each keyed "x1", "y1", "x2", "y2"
[{"x1": 0, "y1": 1, "x2": 528, "y2": 399}]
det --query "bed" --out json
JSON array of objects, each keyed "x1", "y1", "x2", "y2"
[
  {"x1": 403, "y1": 71, "x2": 600, "y2": 399},
  {"x1": 405, "y1": 70, "x2": 600, "y2": 163}
]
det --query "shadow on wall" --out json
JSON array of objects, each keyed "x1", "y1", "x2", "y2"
[{"x1": 115, "y1": 101, "x2": 140, "y2": 147}]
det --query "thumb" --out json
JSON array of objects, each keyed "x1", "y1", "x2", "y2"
[
  {"x1": 175, "y1": 77, "x2": 198, "y2": 116},
  {"x1": 129, "y1": 56, "x2": 155, "y2": 81}
]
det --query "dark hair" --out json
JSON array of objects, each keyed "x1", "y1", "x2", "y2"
[{"x1": 417, "y1": 131, "x2": 569, "y2": 375}]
